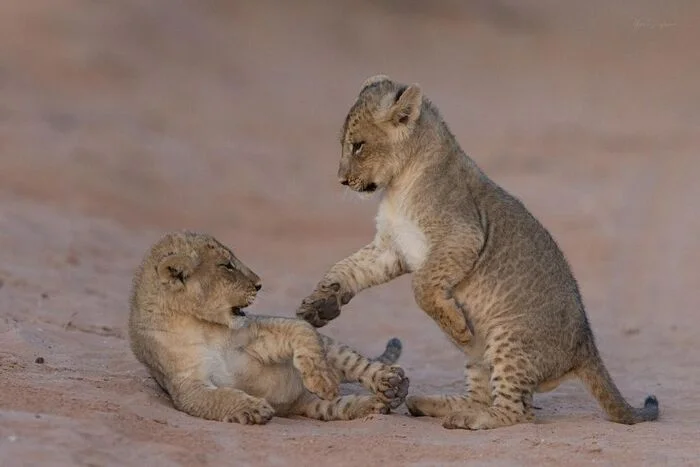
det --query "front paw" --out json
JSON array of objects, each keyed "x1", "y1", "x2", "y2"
[
  {"x1": 296, "y1": 283, "x2": 352, "y2": 328},
  {"x1": 303, "y1": 366, "x2": 340, "y2": 401},
  {"x1": 223, "y1": 398, "x2": 275, "y2": 425},
  {"x1": 370, "y1": 365, "x2": 410, "y2": 409}
]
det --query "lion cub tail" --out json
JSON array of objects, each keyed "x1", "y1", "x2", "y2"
[
  {"x1": 577, "y1": 354, "x2": 659, "y2": 424},
  {"x1": 374, "y1": 338, "x2": 402, "y2": 365}
]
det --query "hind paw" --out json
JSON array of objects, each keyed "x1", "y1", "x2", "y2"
[{"x1": 368, "y1": 365, "x2": 409, "y2": 409}]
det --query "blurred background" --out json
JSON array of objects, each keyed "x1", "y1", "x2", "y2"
[{"x1": 1, "y1": 1, "x2": 699, "y2": 465}]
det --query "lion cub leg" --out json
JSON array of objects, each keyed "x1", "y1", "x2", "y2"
[
  {"x1": 291, "y1": 392, "x2": 390, "y2": 421},
  {"x1": 322, "y1": 336, "x2": 409, "y2": 409},
  {"x1": 443, "y1": 338, "x2": 537, "y2": 430},
  {"x1": 412, "y1": 249, "x2": 478, "y2": 349},
  {"x1": 406, "y1": 358, "x2": 492, "y2": 417},
  {"x1": 247, "y1": 318, "x2": 340, "y2": 399},
  {"x1": 170, "y1": 380, "x2": 275, "y2": 425},
  {"x1": 296, "y1": 243, "x2": 405, "y2": 327}
]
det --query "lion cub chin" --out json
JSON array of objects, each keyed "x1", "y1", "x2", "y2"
[{"x1": 128, "y1": 231, "x2": 409, "y2": 424}]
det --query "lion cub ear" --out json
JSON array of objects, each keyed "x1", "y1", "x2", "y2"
[
  {"x1": 387, "y1": 84, "x2": 422, "y2": 127},
  {"x1": 375, "y1": 83, "x2": 422, "y2": 140},
  {"x1": 157, "y1": 254, "x2": 197, "y2": 288}
]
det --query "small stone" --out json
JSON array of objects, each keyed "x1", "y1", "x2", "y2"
[{"x1": 35, "y1": 357, "x2": 45, "y2": 364}]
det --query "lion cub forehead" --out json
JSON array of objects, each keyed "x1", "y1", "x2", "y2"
[
  {"x1": 152, "y1": 231, "x2": 203, "y2": 249},
  {"x1": 148, "y1": 231, "x2": 231, "y2": 260},
  {"x1": 340, "y1": 76, "x2": 411, "y2": 140}
]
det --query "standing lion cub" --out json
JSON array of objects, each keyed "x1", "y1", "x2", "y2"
[
  {"x1": 297, "y1": 75, "x2": 659, "y2": 429},
  {"x1": 129, "y1": 231, "x2": 408, "y2": 424}
]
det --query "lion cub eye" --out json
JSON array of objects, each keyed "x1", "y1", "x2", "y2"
[
  {"x1": 351, "y1": 141, "x2": 365, "y2": 156},
  {"x1": 220, "y1": 261, "x2": 235, "y2": 271}
]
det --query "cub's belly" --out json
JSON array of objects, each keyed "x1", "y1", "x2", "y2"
[{"x1": 210, "y1": 351, "x2": 306, "y2": 411}]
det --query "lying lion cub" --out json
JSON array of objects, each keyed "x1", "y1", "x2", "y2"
[{"x1": 128, "y1": 231, "x2": 409, "y2": 424}]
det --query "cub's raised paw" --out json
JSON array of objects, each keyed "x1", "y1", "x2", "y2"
[
  {"x1": 370, "y1": 365, "x2": 410, "y2": 409},
  {"x1": 296, "y1": 283, "x2": 352, "y2": 328},
  {"x1": 223, "y1": 398, "x2": 275, "y2": 425},
  {"x1": 303, "y1": 366, "x2": 340, "y2": 401}
]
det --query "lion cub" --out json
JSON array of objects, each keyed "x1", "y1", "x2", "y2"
[
  {"x1": 129, "y1": 231, "x2": 408, "y2": 425},
  {"x1": 297, "y1": 75, "x2": 659, "y2": 429}
]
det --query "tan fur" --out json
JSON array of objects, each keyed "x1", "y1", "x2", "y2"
[
  {"x1": 129, "y1": 231, "x2": 408, "y2": 425},
  {"x1": 297, "y1": 75, "x2": 659, "y2": 429}
]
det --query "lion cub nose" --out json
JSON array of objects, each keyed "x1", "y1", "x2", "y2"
[
  {"x1": 254, "y1": 283, "x2": 262, "y2": 291},
  {"x1": 339, "y1": 179, "x2": 349, "y2": 186}
]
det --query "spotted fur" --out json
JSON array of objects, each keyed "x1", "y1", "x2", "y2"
[
  {"x1": 297, "y1": 75, "x2": 659, "y2": 429},
  {"x1": 129, "y1": 231, "x2": 408, "y2": 425}
]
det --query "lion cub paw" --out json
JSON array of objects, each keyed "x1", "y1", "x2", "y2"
[
  {"x1": 370, "y1": 365, "x2": 410, "y2": 409},
  {"x1": 223, "y1": 398, "x2": 275, "y2": 425},
  {"x1": 296, "y1": 283, "x2": 352, "y2": 328}
]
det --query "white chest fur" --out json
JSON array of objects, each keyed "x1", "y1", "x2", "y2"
[{"x1": 376, "y1": 198, "x2": 428, "y2": 271}]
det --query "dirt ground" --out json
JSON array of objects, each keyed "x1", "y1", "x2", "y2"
[{"x1": 1, "y1": 1, "x2": 699, "y2": 466}]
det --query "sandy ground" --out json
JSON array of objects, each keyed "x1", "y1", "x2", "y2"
[{"x1": 1, "y1": 1, "x2": 699, "y2": 465}]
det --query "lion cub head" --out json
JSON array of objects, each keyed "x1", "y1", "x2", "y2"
[
  {"x1": 131, "y1": 231, "x2": 261, "y2": 328},
  {"x1": 337, "y1": 74, "x2": 423, "y2": 194}
]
